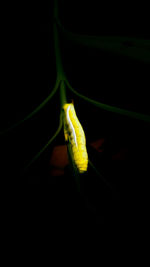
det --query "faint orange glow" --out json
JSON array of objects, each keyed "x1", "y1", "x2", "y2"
[
  {"x1": 49, "y1": 139, "x2": 128, "y2": 176},
  {"x1": 49, "y1": 145, "x2": 68, "y2": 176},
  {"x1": 90, "y1": 138, "x2": 104, "y2": 152}
]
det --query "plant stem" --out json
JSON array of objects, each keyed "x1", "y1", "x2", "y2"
[
  {"x1": 60, "y1": 80, "x2": 67, "y2": 108},
  {"x1": 53, "y1": 0, "x2": 67, "y2": 107},
  {"x1": 24, "y1": 112, "x2": 63, "y2": 171},
  {"x1": 53, "y1": 0, "x2": 65, "y2": 80},
  {"x1": 53, "y1": 22, "x2": 65, "y2": 80}
]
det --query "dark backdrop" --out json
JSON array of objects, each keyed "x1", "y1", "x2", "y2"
[{"x1": 0, "y1": 1, "x2": 150, "y2": 229}]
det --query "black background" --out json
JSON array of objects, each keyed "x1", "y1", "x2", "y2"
[{"x1": 0, "y1": 1, "x2": 150, "y2": 229}]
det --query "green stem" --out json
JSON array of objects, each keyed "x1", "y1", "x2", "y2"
[
  {"x1": 88, "y1": 158, "x2": 112, "y2": 190},
  {"x1": 60, "y1": 80, "x2": 67, "y2": 108},
  {"x1": 53, "y1": 0, "x2": 66, "y2": 80},
  {"x1": 0, "y1": 78, "x2": 60, "y2": 135},
  {"x1": 23, "y1": 0, "x2": 67, "y2": 170},
  {"x1": 66, "y1": 78, "x2": 150, "y2": 123},
  {"x1": 53, "y1": 0, "x2": 67, "y2": 107},
  {"x1": 56, "y1": 17, "x2": 150, "y2": 48},
  {"x1": 24, "y1": 112, "x2": 63, "y2": 171},
  {"x1": 56, "y1": 17, "x2": 150, "y2": 63}
]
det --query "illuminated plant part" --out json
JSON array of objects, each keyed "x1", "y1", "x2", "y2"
[
  {"x1": 63, "y1": 103, "x2": 88, "y2": 173},
  {"x1": 1, "y1": 0, "x2": 150, "y2": 178}
]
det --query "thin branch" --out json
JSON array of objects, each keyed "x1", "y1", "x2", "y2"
[
  {"x1": 56, "y1": 18, "x2": 150, "y2": 63},
  {"x1": 65, "y1": 79, "x2": 150, "y2": 123},
  {"x1": 0, "y1": 78, "x2": 60, "y2": 135},
  {"x1": 88, "y1": 158, "x2": 112, "y2": 190},
  {"x1": 53, "y1": 0, "x2": 66, "y2": 80},
  {"x1": 60, "y1": 80, "x2": 67, "y2": 108},
  {"x1": 24, "y1": 111, "x2": 63, "y2": 171}
]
